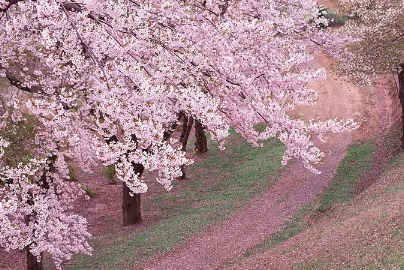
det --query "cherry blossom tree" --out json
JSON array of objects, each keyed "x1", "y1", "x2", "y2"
[
  {"x1": 0, "y1": 0, "x2": 359, "y2": 269},
  {"x1": 0, "y1": 88, "x2": 93, "y2": 270}
]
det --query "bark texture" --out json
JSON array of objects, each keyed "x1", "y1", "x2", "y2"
[
  {"x1": 181, "y1": 116, "x2": 194, "y2": 151},
  {"x1": 194, "y1": 119, "x2": 208, "y2": 155},
  {"x1": 105, "y1": 135, "x2": 143, "y2": 226},
  {"x1": 27, "y1": 250, "x2": 43, "y2": 270},
  {"x1": 179, "y1": 115, "x2": 194, "y2": 178},
  {"x1": 179, "y1": 113, "x2": 189, "y2": 144},
  {"x1": 122, "y1": 163, "x2": 144, "y2": 226},
  {"x1": 25, "y1": 155, "x2": 56, "y2": 270}
]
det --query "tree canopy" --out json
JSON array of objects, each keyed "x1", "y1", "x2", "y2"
[{"x1": 0, "y1": 0, "x2": 358, "y2": 268}]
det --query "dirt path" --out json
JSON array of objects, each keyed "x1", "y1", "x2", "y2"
[
  {"x1": 224, "y1": 76, "x2": 398, "y2": 270},
  {"x1": 135, "y1": 54, "x2": 368, "y2": 270}
]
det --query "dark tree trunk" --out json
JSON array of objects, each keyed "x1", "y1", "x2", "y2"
[
  {"x1": 107, "y1": 135, "x2": 146, "y2": 226},
  {"x1": 27, "y1": 250, "x2": 43, "y2": 270},
  {"x1": 398, "y1": 64, "x2": 404, "y2": 149},
  {"x1": 181, "y1": 116, "x2": 194, "y2": 151},
  {"x1": 105, "y1": 135, "x2": 142, "y2": 226},
  {"x1": 179, "y1": 116, "x2": 194, "y2": 179},
  {"x1": 25, "y1": 155, "x2": 56, "y2": 270},
  {"x1": 122, "y1": 163, "x2": 144, "y2": 226},
  {"x1": 179, "y1": 113, "x2": 188, "y2": 144},
  {"x1": 122, "y1": 184, "x2": 141, "y2": 226},
  {"x1": 194, "y1": 119, "x2": 208, "y2": 155}
]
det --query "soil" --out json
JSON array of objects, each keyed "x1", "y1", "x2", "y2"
[
  {"x1": 221, "y1": 73, "x2": 401, "y2": 270},
  {"x1": 133, "y1": 53, "x2": 398, "y2": 270},
  {"x1": 223, "y1": 78, "x2": 402, "y2": 270},
  {"x1": 355, "y1": 76, "x2": 402, "y2": 193},
  {"x1": 225, "y1": 169, "x2": 404, "y2": 270}
]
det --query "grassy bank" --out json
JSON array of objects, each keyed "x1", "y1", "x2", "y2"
[
  {"x1": 288, "y1": 151, "x2": 404, "y2": 269},
  {"x1": 243, "y1": 140, "x2": 375, "y2": 258}
]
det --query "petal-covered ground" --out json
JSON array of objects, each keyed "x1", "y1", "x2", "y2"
[
  {"x1": 135, "y1": 53, "x2": 388, "y2": 270},
  {"x1": 0, "y1": 52, "x2": 395, "y2": 270}
]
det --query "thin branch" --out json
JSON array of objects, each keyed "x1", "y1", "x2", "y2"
[{"x1": 60, "y1": 3, "x2": 111, "y2": 90}]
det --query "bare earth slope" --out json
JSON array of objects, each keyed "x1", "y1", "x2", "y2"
[
  {"x1": 224, "y1": 73, "x2": 399, "y2": 270},
  {"x1": 136, "y1": 54, "x2": 369, "y2": 270},
  {"x1": 226, "y1": 156, "x2": 404, "y2": 270}
]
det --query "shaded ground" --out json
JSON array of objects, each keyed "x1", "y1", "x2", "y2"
[
  {"x1": 136, "y1": 136, "x2": 351, "y2": 270},
  {"x1": 355, "y1": 77, "x2": 402, "y2": 193},
  {"x1": 134, "y1": 53, "x2": 375, "y2": 270}
]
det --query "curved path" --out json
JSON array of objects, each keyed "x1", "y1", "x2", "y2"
[{"x1": 135, "y1": 54, "x2": 366, "y2": 270}]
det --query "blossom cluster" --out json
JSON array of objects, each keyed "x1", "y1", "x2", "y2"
[{"x1": 0, "y1": 0, "x2": 359, "y2": 267}]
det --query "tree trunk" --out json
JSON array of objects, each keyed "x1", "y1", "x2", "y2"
[
  {"x1": 107, "y1": 135, "x2": 145, "y2": 226},
  {"x1": 179, "y1": 116, "x2": 194, "y2": 179},
  {"x1": 398, "y1": 64, "x2": 404, "y2": 149},
  {"x1": 25, "y1": 155, "x2": 56, "y2": 270},
  {"x1": 181, "y1": 116, "x2": 194, "y2": 151},
  {"x1": 194, "y1": 119, "x2": 208, "y2": 155},
  {"x1": 179, "y1": 113, "x2": 188, "y2": 144},
  {"x1": 122, "y1": 163, "x2": 144, "y2": 226},
  {"x1": 27, "y1": 250, "x2": 43, "y2": 270}
]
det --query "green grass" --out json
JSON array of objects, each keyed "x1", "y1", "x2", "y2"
[
  {"x1": 384, "y1": 124, "x2": 402, "y2": 155},
  {"x1": 71, "y1": 140, "x2": 375, "y2": 270},
  {"x1": 385, "y1": 184, "x2": 404, "y2": 193},
  {"x1": 104, "y1": 164, "x2": 117, "y2": 184},
  {"x1": 243, "y1": 204, "x2": 315, "y2": 257},
  {"x1": 69, "y1": 166, "x2": 78, "y2": 182},
  {"x1": 324, "y1": 9, "x2": 350, "y2": 27},
  {"x1": 70, "y1": 132, "x2": 286, "y2": 270},
  {"x1": 290, "y1": 159, "x2": 404, "y2": 270},
  {"x1": 82, "y1": 186, "x2": 97, "y2": 197},
  {"x1": 295, "y1": 261, "x2": 326, "y2": 270},
  {"x1": 234, "y1": 135, "x2": 404, "y2": 269},
  {"x1": 291, "y1": 222, "x2": 404, "y2": 270},
  {"x1": 317, "y1": 141, "x2": 374, "y2": 213}
]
